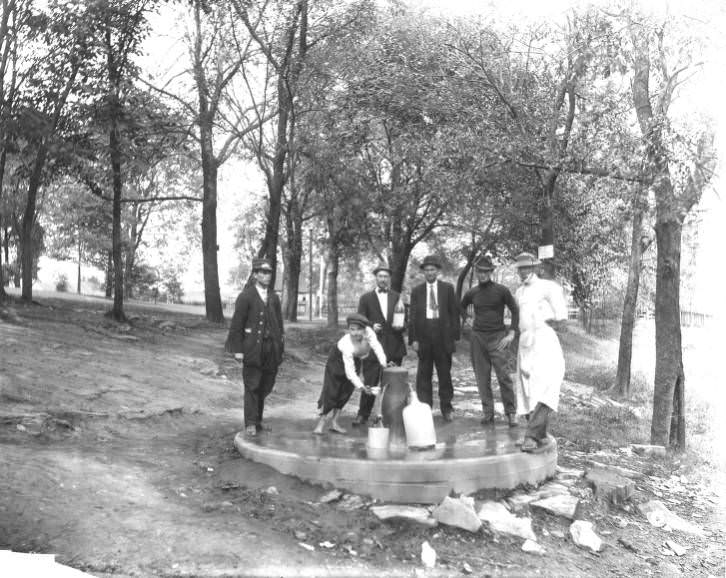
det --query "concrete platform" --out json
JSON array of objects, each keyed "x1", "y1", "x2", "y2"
[{"x1": 234, "y1": 417, "x2": 557, "y2": 503}]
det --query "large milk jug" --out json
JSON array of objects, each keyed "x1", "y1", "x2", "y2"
[{"x1": 402, "y1": 388, "x2": 436, "y2": 449}]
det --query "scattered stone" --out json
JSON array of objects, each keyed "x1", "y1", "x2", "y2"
[
  {"x1": 630, "y1": 444, "x2": 666, "y2": 458},
  {"x1": 298, "y1": 542, "x2": 315, "y2": 551},
  {"x1": 264, "y1": 486, "x2": 278, "y2": 495},
  {"x1": 585, "y1": 467, "x2": 635, "y2": 505},
  {"x1": 585, "y1": 460, "x2": 644, "y2": 479},
  {"x1": 337, "y1": 494, "x2": 367, "y2": 511},
  {"x1": 556, "y1": 466, "x2": 584, "y2": 481},
  {"x1": 569, "y1": 520, "x2": 603, "y2": 553},
  {"x1": 617, "y1": 537, "x2": 638, "y2": 553},
  {"x1": 638, "y1": 500, "x2": 705, "y2": 536},
  {"x1": 319, "y1": 489, "x2": 343, "y2": 503},
  {"x1": 531, "y1": 494, "x2": 580, "y2": 520},
  {"x1": 665, "y1": 540, "x2": 686, "y2": 556},
  {"x1": 370, "y1": 505, "x2": 437, "y2": 527},
  {"x1": 319, "y1": 541, "x2": 335, "y2": 549},
  {"x1": 421, "y1": 541, "x2": 436, "y2": 568},
  {"x1": 536, "y1": 481, "x2": 571, "y2": 498},
  {"x1": 293, "y1": 530, "x2": 307, "y2": 540},
  {"x1": 521, "y1": 539, "x2": 545, "y2": 555},
  {"x1": 462, "y1": 562, "x2": 473, "y2": 574},
  {"x1": 507, "y1": 493, "x2": 539, "y2": 514},
  {"x1": 432, "y1": 496, "x2": 482, "y2": 533},
  {"x1": 477, "y1": 501, "x2": 536, "y2": 541},
  {"x1": 551, "y1": 529, "x2": 565, "y2": 539}
]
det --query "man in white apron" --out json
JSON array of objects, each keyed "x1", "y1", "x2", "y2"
[{"x1": 513, "y1": 253, "x2": 568, "y2": 452}]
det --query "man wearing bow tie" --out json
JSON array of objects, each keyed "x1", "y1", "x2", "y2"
[
  {"x1": 408, "y1": 255, "x2": 460, "y2": 422},
  {"x1": 352, "y1": 263, "x2": 407, "y2": 426}
]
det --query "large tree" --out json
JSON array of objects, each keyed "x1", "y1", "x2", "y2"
[{"x1": 627, "y1": 14, "x2": 716, "y2": 448}]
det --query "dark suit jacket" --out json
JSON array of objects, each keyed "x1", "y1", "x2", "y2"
[
  {"x1": 358, "y1": 289, "x2": 406, "y2": 361},
  {"x1": 408, "y1": 280, "x2": 460, "y2": 353},
  {"x1": 225, "y1": 286, "x2": 284, "y2": 368}
]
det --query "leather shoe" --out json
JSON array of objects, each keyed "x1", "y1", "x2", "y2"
[
  {"x1": 256, "y1": 423, "x2": 272, "y2": 432},
  {"x1": 245, "y1": 425, "x2": 258, "y2": 437},
  {"x1": 480, "y1": 416, "x2": 495, "y2": 426},
  {"x1": 442, "y1": 410, "x2": 454, "y2": 423},
  {"x1": 521, "y1": 437, "x2": 538, "y2": 452},
  {"x1": 507, "y1": 414, "x2": 518, "y2": 428},
  {"x1": 351, "y1": 415, "x2": 367, "y2": 427}
]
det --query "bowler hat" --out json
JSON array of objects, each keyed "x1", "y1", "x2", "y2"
[
  {"x1": 252, "y1": 257, "x2": 273, "y2": 271},
  {"x1": 419, "y1": 255, "x2": 442, "y2": 270},
  {"x1": 474, "y1": 255, "x2": 495, "y2": 271},
  {"x1": 373, "y1": 263, "x2": 392, "y2": 275},
  {"x1": 514, "y1": 252, "x2": 540, "y2": 268},
  {"x1": 345, "y1": 313, "x2": 371, "y2": 328}
]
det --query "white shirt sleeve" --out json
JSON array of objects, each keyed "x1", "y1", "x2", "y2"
[
  {"x1": 338, "y1": 335, "x2": 365, "y2": 389},
  {"x1": 365, "y1": 326, "x2": 388, "y2": 366},
  {"x1": 544, "y1": 280, "x2": 568, "y2": 321}
]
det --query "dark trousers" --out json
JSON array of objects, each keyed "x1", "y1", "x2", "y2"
[
  {"x1": 525, "y1": 402, "x2": 552, "y2": 442},
  {"x1": 416, "y1": 320, "x2": 453, "y2": 413},
  {"x1": 470, "y1": 329, "x2": 516, "y2": 418},
  {"x1": 242, "y1": 340, "x2": 279, "y2": 427},
  {"x1": 357, "y1": 357, "x2": 402, "y2": 419}
]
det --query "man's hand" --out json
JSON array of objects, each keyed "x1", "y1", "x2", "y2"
[
  {"x1": 373, "y1": 322, "x2": 383, "y2": 333},
  {"x1": 495, "y1": 332, "x2": 515, "y2": 351},
  {"x1": 412, "y1": 341, "x2": 419, "y2": 353},
  {"x1": 386, "y1": 361, "x2": 397, "y2": 367},
  {"x1": 234, "y1": 353, "x2": 244, "y2": 362}
]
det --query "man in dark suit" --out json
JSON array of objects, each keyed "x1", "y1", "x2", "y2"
[
  {"x1": 408, "y1": 255, "x2": 460, "y2": 422},
  {"x1": 352, "y1": 263, "x2": 407, "y2": 426},
  {"x1": 225, "y1": 258, "x2": 284, "y2": 437}
]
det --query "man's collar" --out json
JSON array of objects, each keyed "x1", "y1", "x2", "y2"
[{"x1": 376, "y1": 287, "x2": 388, "y2": 293}]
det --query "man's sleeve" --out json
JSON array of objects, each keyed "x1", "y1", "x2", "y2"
[
  {"x1": 225, "y1": 293, "x2": 248, "y2": 353},
  {"x1": 449, "y1": 284, "x2": 461, "y2": 340},
  {"x1": 504, "y1": 287, "x2": 520, "y2": 335},
  {"x1": 357, "y1": 294, "x2": 367, "y2": 316},
  {"x1": 407, "y1": 289, "x2": 417, "y2": 344}
]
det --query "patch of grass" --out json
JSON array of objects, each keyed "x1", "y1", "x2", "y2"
[{"x1": 552, "y1": 402, "x2": 650, "y2": 451}]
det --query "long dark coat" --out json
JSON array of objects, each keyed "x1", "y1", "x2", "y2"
[
  {"x1": 225, "y1": 286, "x2": 284, "y2": 368},
  {"x1": 357, "y1": 289, "x2": 407, "y2": 361},
  {"x1": 407, "y1": 280, "x2": 460, "y2": 353}
]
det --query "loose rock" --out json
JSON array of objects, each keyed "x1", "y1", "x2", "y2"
[
  {"x1": 569, "y1": 520, "x2": 603, "y2": 553},
  {"x1": 630, "y1": 444, "x2": 666, "y2": 458},
  {"x1": 432, "y1": 496, "x2": 482, "y2": 533},
  {"x1": 665, "y1": 540, "x2": 686, "y2": 556},
  {"x1": 421, "y1": 541, "x2": 436, "y2": 568},
  {"x1": 477, "y1": 501, "x2": 536, "y2": 541},
  {"x1": 370, "y1": 505, "x2": 437, "y2": 527},
  {"x1": 531, "y1": 494, "x2": 580, "y2": 520},
  {"x1": 521, "y1": 539, "x2": 545, "y2": 555},
  {"x1": 638, "y1": 500, "x2": 705, "y2": 536}
]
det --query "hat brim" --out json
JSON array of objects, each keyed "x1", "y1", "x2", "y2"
[
  {"x1": 515, "y1": 260, "x2": 540, "y2": 268},
  {"x1": 373, "y1": 267, "x2": 392, "y2": 275},
  {"x1": 475, "y1": 265, "x2": 494, "y2": 271}
]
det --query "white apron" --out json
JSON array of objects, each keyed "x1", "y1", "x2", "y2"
[{"x1": 515, "y1": 277, "x2": 567, "y2": 414}]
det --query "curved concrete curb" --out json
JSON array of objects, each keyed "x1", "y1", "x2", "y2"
[{"x1": 234, "y1": 431, "x2": 557, "y2": 503}]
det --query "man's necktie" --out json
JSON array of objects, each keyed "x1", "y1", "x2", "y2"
[{"x1": 429, "y1": 284, "x2": 438, "y2": 318}]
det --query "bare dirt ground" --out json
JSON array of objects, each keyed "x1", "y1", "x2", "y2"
[{"x1": 1, "y1": 292, "x2": 724, "y2": 577}]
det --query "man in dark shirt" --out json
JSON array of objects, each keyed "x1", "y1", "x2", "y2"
[{"x1": 460, "y1": 255, "x2": 519, "y2": 427}]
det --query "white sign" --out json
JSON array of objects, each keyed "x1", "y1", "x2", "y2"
[{"x1": 538, "y1": 245, "x2": 554, "y2": 259}]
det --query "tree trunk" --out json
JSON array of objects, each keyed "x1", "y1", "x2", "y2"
[
  {"x1": 77, "y1": 232, "x2": 82, "y2": 294},
  {"x1": 108, "y1": 110, "x2": 126, "y2": 322},
  {"x1": 614, "y1": 188, "x2": 647, "y2": 396},
  {"x1": 20, "y1": 144, "x2": 48, "y2": 302},
  {"x1": 258, "y1": 87, "x2": 289, "y2": 286},
  {"x1": 325, "y1": 238, "x2": 339, "y2": 329},
  {"x1": 651, "y1": 218, "x2": 685, "y2": 448},
  {"x1": 282, "y1": 204, "x2": 302, "y2": 321},
  {"x1": 200, "y1": 146, "x2": 223, "y2": 322},
  {"x1": 105, "y1": 250, "x2": 112, "y2": 298},
  {"x1": 629, "y1": 24, "x2": 686, "y2": 449}
]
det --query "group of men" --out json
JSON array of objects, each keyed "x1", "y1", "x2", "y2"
[{"x1": 225, "y1": 251, "x2": 568, "y2": 453}]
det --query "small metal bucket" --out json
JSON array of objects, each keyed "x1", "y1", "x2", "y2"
[{"x1": 367, "y1": 426, "x2": 390, "y2": 449}]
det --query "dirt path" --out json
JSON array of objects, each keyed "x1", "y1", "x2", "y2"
[{"x1": 1, "y1": 296, "x2": 724, "y2": 577}]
